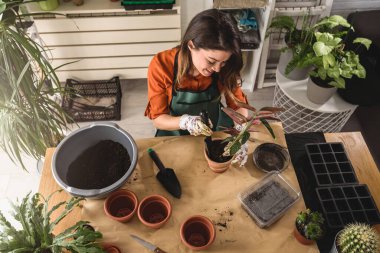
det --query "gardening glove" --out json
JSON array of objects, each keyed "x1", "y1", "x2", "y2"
[
  {"x1": 179, "y1": 114, "x2": 213, "y2": 136},
  {"x1": 232, "y1": 142, "x2": 248, "y2": 167}
]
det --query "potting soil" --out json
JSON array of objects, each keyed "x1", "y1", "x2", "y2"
[
  {"x1": 242, "y1": 181, "x2": 295, "y2": 223},
  {"x1": 66, "y1": 140, "x2": 131, "y2": 189},
  {"x1": 207, "y1": 139, "x2": 232, "y2": 162}
]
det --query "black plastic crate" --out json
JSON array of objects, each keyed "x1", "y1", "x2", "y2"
[
  {"x1": 62, "y1": 77, "x2": 122, "y2": 122},
  {"x1": 305, "y1": 142, "x2": 358, "y2": 186},
  {"x1": 316, "y1": 185, "x2": 380, "y2": 229}
]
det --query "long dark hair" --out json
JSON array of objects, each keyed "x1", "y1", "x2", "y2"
[{"x1": 177, "y1": 9, "x2": 243, "y2": 95}]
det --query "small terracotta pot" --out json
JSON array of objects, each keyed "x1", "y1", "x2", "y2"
[
  {"x1": 180, "y1": 215, "x2": 216, "y2": 251},
  {"x1": 104, "y1": 189, "x2": 138, "y2": 223},
  {"x1": 294, "y1": 227, "x2": 314, "y2": 245},
  {"x1": 138, "y1": 194, "x2": 171, "y2": 229},
  {"x1": 204, "y1": 138, "x2": 233, "y2": 173},
  {"x1": 103, "y1": 245, "x2": 121, "y2": 253}
]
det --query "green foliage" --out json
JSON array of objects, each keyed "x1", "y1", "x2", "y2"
[
  {"x1": 295, "y1": 209, "x2": 324, "y2": 241},
  {"x1": 267, "y1": 13, "x2": 372, "y2": 84},
  {"x1": 337, "y1": 223, "x2": 379, "y2": 253},
  {"x1": 0, "y1": 191, "x2": 105, "y2": 253},
  {"x1": 221, "y1": 101, "x2": 283, "y2": 156},
  {"x1": 0, "y1": 0, "x2": 71, "y2": 170},
  {"x1": 309, "y1": 28, "x2": 371, "y2": 88},
  {"x1": 266, "y1": 13, "x2": 315, "y2": 75}
]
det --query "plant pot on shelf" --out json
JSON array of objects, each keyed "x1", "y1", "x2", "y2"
[
  {"x1": 294, "y1": 226, "x2": 314, "y2": 245},
  {"x1": 278, "y1": 50, "x2": 311, "y2": 81},
  {"x1": 204, "y1": 138, "x2": 233, "y2": 173},
  {"x1": 180, "y1": 215, "x2": 216, "y2": 251},
  {"x1": 38, "y1": 0, "x2": 59, "y2": 10},
  {"x1": 307, "y1": 76, "x2": 337, "y2": 104}
]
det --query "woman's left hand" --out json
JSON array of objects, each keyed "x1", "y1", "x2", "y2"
[{"x1": 232, "y1": 143, "x2": 248, "y2": 167}]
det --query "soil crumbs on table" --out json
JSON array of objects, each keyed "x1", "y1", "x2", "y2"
[
  {"x1": 66, "y1": 140, "x2": 131, "y2": 189},
  {"x1": 213, "y1": 208, "x2": 234, "y2": 232},
  {"x1": 242, "y1": 181, "x2": 295, "y2": 223}
]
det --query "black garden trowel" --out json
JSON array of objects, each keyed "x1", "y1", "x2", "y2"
[{"x1": 148, "y1": 148, "x2": 182, "y2": 198}]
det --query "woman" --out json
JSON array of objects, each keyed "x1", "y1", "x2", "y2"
[{"x1": 144, "y1": 9, "x2": 249, "y2": 165}]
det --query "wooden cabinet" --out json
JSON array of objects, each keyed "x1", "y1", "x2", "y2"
[{"x1": 26, "y1": 0, "x2": 181, "y2": 81}]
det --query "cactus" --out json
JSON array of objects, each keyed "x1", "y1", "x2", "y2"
[{"x1": 337, "y1": 223, "x2": 379, "y2": 253}]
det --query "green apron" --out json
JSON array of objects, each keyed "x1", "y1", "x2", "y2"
[{"x1": 156, "y1": 52, "x2": 233, "y2": 136}]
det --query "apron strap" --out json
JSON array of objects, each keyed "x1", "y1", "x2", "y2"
[{"x1": 171, "y1": 51, "x2": 180, "y2": 96}]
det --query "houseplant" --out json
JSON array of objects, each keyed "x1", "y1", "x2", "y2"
[
  {"x1": 204, "y1": 101, "x2": 282, "y2": 172},
  {"x1": 331, "y1": 223, "x2": 379, "y2": 253},
  {"x1": 0, "y1": 190, "x2": 105, "y2": 253},
  {"x1": 266, "y1": 14, "x2": 315, "y2": 80},
  {"x1": 294, "y1": 209, "x2": 324, "y2": 245},
  {"x1": 0, "y1": 0, "x2": 70, "y2": 170},
  {"x1": 305, "y1": 17, "x2": 372, "y2": 103}
]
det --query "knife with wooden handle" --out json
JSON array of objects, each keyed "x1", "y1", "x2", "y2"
[{"x1": 130, "y1": 234, "x2": 167, "y2": 253}]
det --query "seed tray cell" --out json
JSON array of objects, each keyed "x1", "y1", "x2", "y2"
[
  {"x1": 305, "y1": 142, "x2": 358, "y2": 186},
  {"x1": 316, "y1": 185, "x2": 380, "y2": 228},
  {"x1": 238, "y1": 171, "x2": 300, "y2": 228}
]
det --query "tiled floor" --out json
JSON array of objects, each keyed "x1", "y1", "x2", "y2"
[{"x1": 0, "y1": 79, "x2": 275, "y2": 219}]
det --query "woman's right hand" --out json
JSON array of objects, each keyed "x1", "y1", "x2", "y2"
[{"x1": 179, "y1": 114, "x2": 213, "y2": 136}]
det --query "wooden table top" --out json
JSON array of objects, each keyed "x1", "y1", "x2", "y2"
[{"x1": 39, "y1": 129, "x2": 380, "y2": 245}]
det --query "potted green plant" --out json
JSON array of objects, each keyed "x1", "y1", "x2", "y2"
[
  {"x1": 204, "y1": 101, "x2": 282, "y2": 172},
  {"x1": 266, "y1": 14, "x2": 315, "y2": 80},
  {"x1": 0, "y1": 190, "x2": 105, "y2": 253},
  {"x1": 294, "y1": 209, "x2": 324, "y2": 245},
  {"x1": 305, "y1": 16, "x2": 372, "y2": 104},
  {"x1": 331, "y1": 223, "x2": 379, "y2": 253},
  {"x1": 0, "y1": 0, "x2": 70, "y2": 170}
]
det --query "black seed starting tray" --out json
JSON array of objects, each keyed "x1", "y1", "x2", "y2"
[
  {"x1": 316, "y1": 185, "x2": 380, "y2": 228},
  {"x1": 305, "y1": 143, "x2": 358, "y2": 186}
]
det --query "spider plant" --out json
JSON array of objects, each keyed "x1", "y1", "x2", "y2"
[{"x1": 0, "y1": 0, "x2": 70, "y2": 170}]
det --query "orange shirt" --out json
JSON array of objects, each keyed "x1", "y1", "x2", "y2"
[{"x1": 144, "y1": 48, "x2": 247, "y2": 119}]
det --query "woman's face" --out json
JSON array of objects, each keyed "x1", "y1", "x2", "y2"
[{"x1": 188, "y1": 41, "x2": 232, "y2": 77}]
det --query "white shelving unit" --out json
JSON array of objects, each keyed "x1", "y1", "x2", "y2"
[
  {"x1": 213, "y1": 0, "x2": 274, "y2": 92},
  {"x1": 26, "y1": 0, "x2": 181, "y2": 81},
  {"x1": 239, "y1": 0, "x2": 274, "y2": 92}
]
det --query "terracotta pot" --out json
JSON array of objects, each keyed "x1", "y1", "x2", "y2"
[
  {"x1": 104, "y1": 189, "x2": 138, "y2": 223},
  {"x1": 103, "y1": 245, "x2": 121, "y2": 253},
  {"x1": 180, "y1": 215, "x2": 216, "y2": 251},
  {"x1": 204, "y1": 138, "x2": 233, "y2": 173},
  {"x1": 294, "y1": 227, "x2": 314, "y2": 245},
  {"x1": 138, "y1": 194, "x2": 171, "y2": 229}
]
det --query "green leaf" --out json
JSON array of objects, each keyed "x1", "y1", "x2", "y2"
[
  {"x1": 317, "y1": 67, "x2": 327, "y2": 80},
  {"x1": 260, "y1": 118, "x2": 276, "y2": 139},
  {"x1": 353, "y1": 37, "x2": 372, "y2": 50},
  {"x1": 0, "y1": 0, "x2": 6, "y2": 13},
  {"x1": 313, "y1": 41, "x2": 333, "y2": 56},
  {"x1": 229, "y1": 142, "x2": 241, "y2": 156},
  {"x1": 241, "y1": 131, "x2": 250, "y2": 145}
]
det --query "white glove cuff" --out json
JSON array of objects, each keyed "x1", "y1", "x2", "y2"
[{"x1": 179, "y1": 114, "x2": 190, "y2": 130}]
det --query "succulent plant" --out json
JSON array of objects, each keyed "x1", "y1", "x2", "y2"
[
  {"x1": 295, "y1": 209, "x2": 324, "y2": 240},
  {"x1": 337, "y1": 223, "x2": 379, "y2": 253}
]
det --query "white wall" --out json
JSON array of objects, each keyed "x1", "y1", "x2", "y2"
[
  {"x1": 181, "y1": 0, "x2": 213, "y2": 35},
  {"x1": 331, "y1": 0, "x2": 380, "y2": 17}
]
